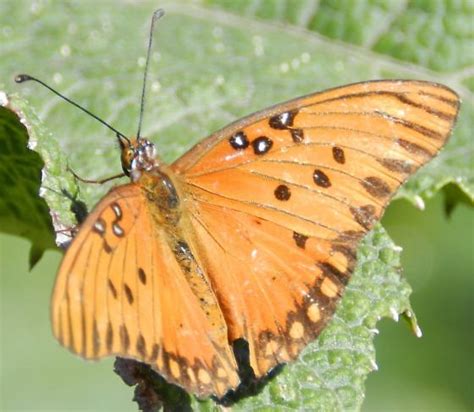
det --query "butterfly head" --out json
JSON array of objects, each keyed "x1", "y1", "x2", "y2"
[{"x1": 118, "y1": 135, "x2": 160, "y2": 181}]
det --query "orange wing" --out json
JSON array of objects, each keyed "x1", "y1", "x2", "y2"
[
  {"x1": 172, "y1": 80, "x2": 460, "y2": 377},
  {"x1": 51, "y1": 183, "x2": 239, "y2": 397}
]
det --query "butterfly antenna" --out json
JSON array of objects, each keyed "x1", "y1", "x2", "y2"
[
  {"x1": 136, "y1": 8, "x2": 165, "y2": 140},
  {"x1": 15, "y1": 74, "x2": 131, "y2": 144}
]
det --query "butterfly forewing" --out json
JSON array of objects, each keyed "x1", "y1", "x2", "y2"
[
  {"x1": 52, "y1": 184, "x2": 239, "y2": 397},
  {"x1": 172, "y1": 80, "x2": 459, "y2": 378}
]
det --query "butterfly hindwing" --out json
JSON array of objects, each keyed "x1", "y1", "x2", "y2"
[
  {"x1": 172, "y1": 80, "x2": 459, "y2": 377},
  {"x1": 188, "y1": 200, "x2": 349, "y2": 376}
]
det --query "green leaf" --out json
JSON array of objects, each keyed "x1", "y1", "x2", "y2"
[
  {"x1": 0, "y1": 99, "x2": 56, "y2": 267},
  {"x1": 0, "y1": 1, "x2": 471, "y2": 411},
  {"x1": 204, "y1": 0, "x2": 474, "y2": 208},
  {"x1": 205, "y1": 0, "x2": 474, "y2": 90}
]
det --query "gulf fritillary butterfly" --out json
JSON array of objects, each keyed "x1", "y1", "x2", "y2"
[{"x1": 17, "y1": 11, "x2": 460, "y2": 399}]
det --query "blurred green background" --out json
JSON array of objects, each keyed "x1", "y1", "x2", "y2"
[{"x1": 1, "y1": 0, "x2": 473, "y2": 411}]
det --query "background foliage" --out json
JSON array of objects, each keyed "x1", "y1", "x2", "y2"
[{"x1": 0, "y1": 0, "x2": 472, "y2": 411}]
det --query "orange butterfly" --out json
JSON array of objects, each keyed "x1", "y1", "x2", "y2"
[{"x1": 18, "y1": 11, "x2": 460, "y2": 399}]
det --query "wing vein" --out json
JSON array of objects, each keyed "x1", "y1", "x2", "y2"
[
  {"x1": 191, "y1": 213, "x2": 227, "y2": 253},
  {"x1": 188, "y1": 190, "x2": 340, "y2": 239},
  {"x1": 237, "y1": 169, "x2": 385, "y2": 213},
  {"x1": 301, "y1": 110, "x2": 444, "y2": 143},
  {"x1": 191, "y1": 184, "x2": 341, "y2": 233},
  {"x1": 185, "y1": 135, "x2": 423, "y2": 179},
  {"x1": 308, "y1": 90, "x2": 456, "y2": 121}
]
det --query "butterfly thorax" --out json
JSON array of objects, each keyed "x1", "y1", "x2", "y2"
[
  {"x1": 138, "y1": 167, "x2": 181, "y2": 226},
  {"x1": 120, "y1": 136, "x2": 179, "y2": 218}
]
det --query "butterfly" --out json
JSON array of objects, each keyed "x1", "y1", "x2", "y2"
[
  {"x1": 46, "y1": 78, "x2": 459, "y2": 398},
  {"x1": 17, "y1": 9, "x2": 459, "y2": 400}
]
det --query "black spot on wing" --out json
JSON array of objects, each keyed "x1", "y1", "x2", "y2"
[
  {"x1": 120, "y1": 325, "x2": 130, "y2": 352},
  {"x1": 377, "y1": 158, "x2": 415, "y2": 173},
  {"x1": 317, "y1": 262, "x2": 349, "y2": 285},
  {"x1": 108, "y1": 279, "x2": 118, "y2": 299},
  {"x1": 252, "y1": 136, "x2": 273, "y2": 155},
  {"x1": 290, "y1": 129, "x2": 304, "y2": 143},
  {"x1": 124, "y1": 283, "x2": 134, "y2": 305},
  {"x1": 149, "y1": 344, "x2": 159, "y2": 362},
  {"x1": 274, "y1": 184, "x2": 291, "y2": 201},
  {"x1": 136, "y1": 334, "x2": 147, "y2": 358},
  {"x1": 313, "y1": 169, "x2": 331, "y2": 188},
  {"x1": 332, "y1": 146, "x2": 345, "y2": 164},
  {"x1": 269, "y1": 110, "x2": 304, "y2": 143},
  {"x1": 138, "y1": 268, "x2": 147, "y2": 285},
  {"x1": 106, "y1": 322, "x2": 113, "y2": 351},
  {"x1": 93, "y1": 319, "x2": 100, "y2": 356},
  {"x1": 293, "y1": 232, "x2": 308, "y2": 249},
  {"x1": 350, "y1": 205, "x2": 377, "y2": 230},
  {"x1": 269, "y1": 110, "x2": 298, "y2": 129},
  {"x1": 229, "y1": 131, "x2": 249, "y2": 150},
  {"x1": 103, "y1": 240, "x2": 113, "y2": 254},
  {"x1": 397, "y1": 138, "x2": 432, "y2": 158},
  {"x1": 361, "y1": 176, "x2": 391, "y2": 199}
]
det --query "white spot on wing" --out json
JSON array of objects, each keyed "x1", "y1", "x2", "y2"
[
  {"x1": 112, "y1": 223, "x2": 124, "y2": 237},
  {"x1": 94, "y1": 221, "x2": 105, "y2": 233},
  {"x1": 256, "y1": 140, "x2": 267, "y2": 152},
  {"x1": 112, "y1": 204, "x2": 122, "y2": 218}
]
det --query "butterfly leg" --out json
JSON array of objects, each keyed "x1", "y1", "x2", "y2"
[{"x1": 68, "y1": 165, "x2": 126, "y2": 184}]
